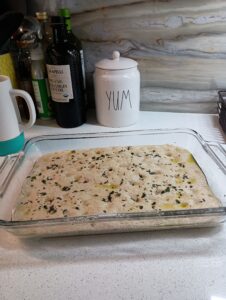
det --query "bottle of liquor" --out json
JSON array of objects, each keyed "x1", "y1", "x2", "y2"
[
  {"x1": 46, "y1": 16, "x2": 86, "y2": 128},
  {"x1": 59, "y1": 8, "x2": 86, "y2": 104},
  {"x1": 31, "y1": 43, "x2": 53, "y2": 119}
]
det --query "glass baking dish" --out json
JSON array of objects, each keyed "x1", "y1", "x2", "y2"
[{"x1": 0, "y1": 128, "x2": 225, "y2": 238}]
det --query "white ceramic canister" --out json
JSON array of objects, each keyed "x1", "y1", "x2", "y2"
[{"x1": 94, "y1": 51, "x2": 140, "y2": 127}]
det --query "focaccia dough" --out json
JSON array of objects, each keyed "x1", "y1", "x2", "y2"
[{"x1": 12, "y1": 144, "x2": 221, "y2": 221}]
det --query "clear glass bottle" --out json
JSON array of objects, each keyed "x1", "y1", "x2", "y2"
[
  {"x1": 35, "y1": 11, "x2": 52, "y2": 54},
  {"x1": 31, "y1": 44, "x2": 53, "y2": 119},
  {"x1": 46, "y1": 16, "x2": 86, "y2": 128}
]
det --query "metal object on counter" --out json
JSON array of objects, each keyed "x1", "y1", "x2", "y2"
[{"x1": 218, "y1": 91, "x2": 226, "y2": 133}]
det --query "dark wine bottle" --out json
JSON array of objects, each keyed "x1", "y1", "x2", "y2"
[
  {"x1": 46, "y1": 16, "x2": 86, "y2": 128},
  {"x1": 59, "y1": 8, "x2": 87, "y2": 105},
  {"x1": 59, "y1": 8, "x2": 81, "y2": 49}
]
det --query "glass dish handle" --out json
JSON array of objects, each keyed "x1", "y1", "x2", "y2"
[
  {"x1": 206, "y1": 142, "x2": 226, "y2": 174},
  {"x1": 0, "y1": 152, "x2": 24, "y2": 197}
]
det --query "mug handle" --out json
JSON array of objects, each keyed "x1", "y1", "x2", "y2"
[{"x1": 10, "y1": 89, "x2": 36, "y2": 129}]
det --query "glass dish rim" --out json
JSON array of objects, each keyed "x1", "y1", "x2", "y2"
[
  {"x1": 1, "y1": 207, "x2": 226, "y2": 228},
  {"x1": 0, "y1": 127, "x2": 226, "y2": 229},
  {"x1": 22, "y1": 127, "x2": 226, "y2": 174}
]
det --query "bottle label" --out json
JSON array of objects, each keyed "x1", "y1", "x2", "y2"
[
  {"x1": 32, "y1": 79, "x2": 53, "y2": 118},
  {"x1": 46, "y1": 64, "x2": 74, "y2": 103}
]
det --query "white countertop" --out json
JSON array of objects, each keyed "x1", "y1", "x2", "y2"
[{"x1": 0, "y1": 111, "x2": 226, "y2": 300}]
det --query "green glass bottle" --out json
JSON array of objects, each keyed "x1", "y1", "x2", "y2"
[
  {"x1": 31, "y1": 43, "x2": 53, "y2": 119},
  {"x1": 59, "y1": 8, "x2": 86, "y2": 100},
  {"x1": 46, "y1": 16, "x2": 86, "y2": 128}
]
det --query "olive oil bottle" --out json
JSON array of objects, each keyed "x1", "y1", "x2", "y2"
[
  {"x1": 46, "y1": 16, "x2": 86, "y2": 128},
  {"x1": 59, "y1": 8, "x2": 86, "y2": 98}
]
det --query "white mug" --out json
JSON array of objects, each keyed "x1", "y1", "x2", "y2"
[
  {"x1": 94, "y1": 51, "x2": 140, "y2": 127},
  {"x1": 0, "y1": 75, "x2": 36, "y2": 156}
]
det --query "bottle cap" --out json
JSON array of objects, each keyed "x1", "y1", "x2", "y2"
[{"x1": 36, "y1": 12, "x2": 48, "y2": 21}]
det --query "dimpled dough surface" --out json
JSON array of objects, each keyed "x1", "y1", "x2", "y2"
[{"x1": 12, "y1": 145, "x2": 221, "y2": 221}]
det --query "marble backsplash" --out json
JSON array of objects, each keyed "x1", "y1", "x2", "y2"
[{"x1": 29, "y1": 0, "x2": 226, "y2": 113}]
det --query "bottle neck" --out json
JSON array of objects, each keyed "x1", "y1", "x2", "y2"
[
  {"x1": 38, "y1": 18, "x2": 48, "y2": 24},
  {"x1": 52, "y1": 25, "x2": 68, "y2": 44},
  {"x1": 64, "y1": 16, "x2": 72, "y2": 33}
]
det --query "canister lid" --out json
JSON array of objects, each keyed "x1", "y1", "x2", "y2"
[{"x1": 95, "y1": 51, "x2": 137, "y2": 70}]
